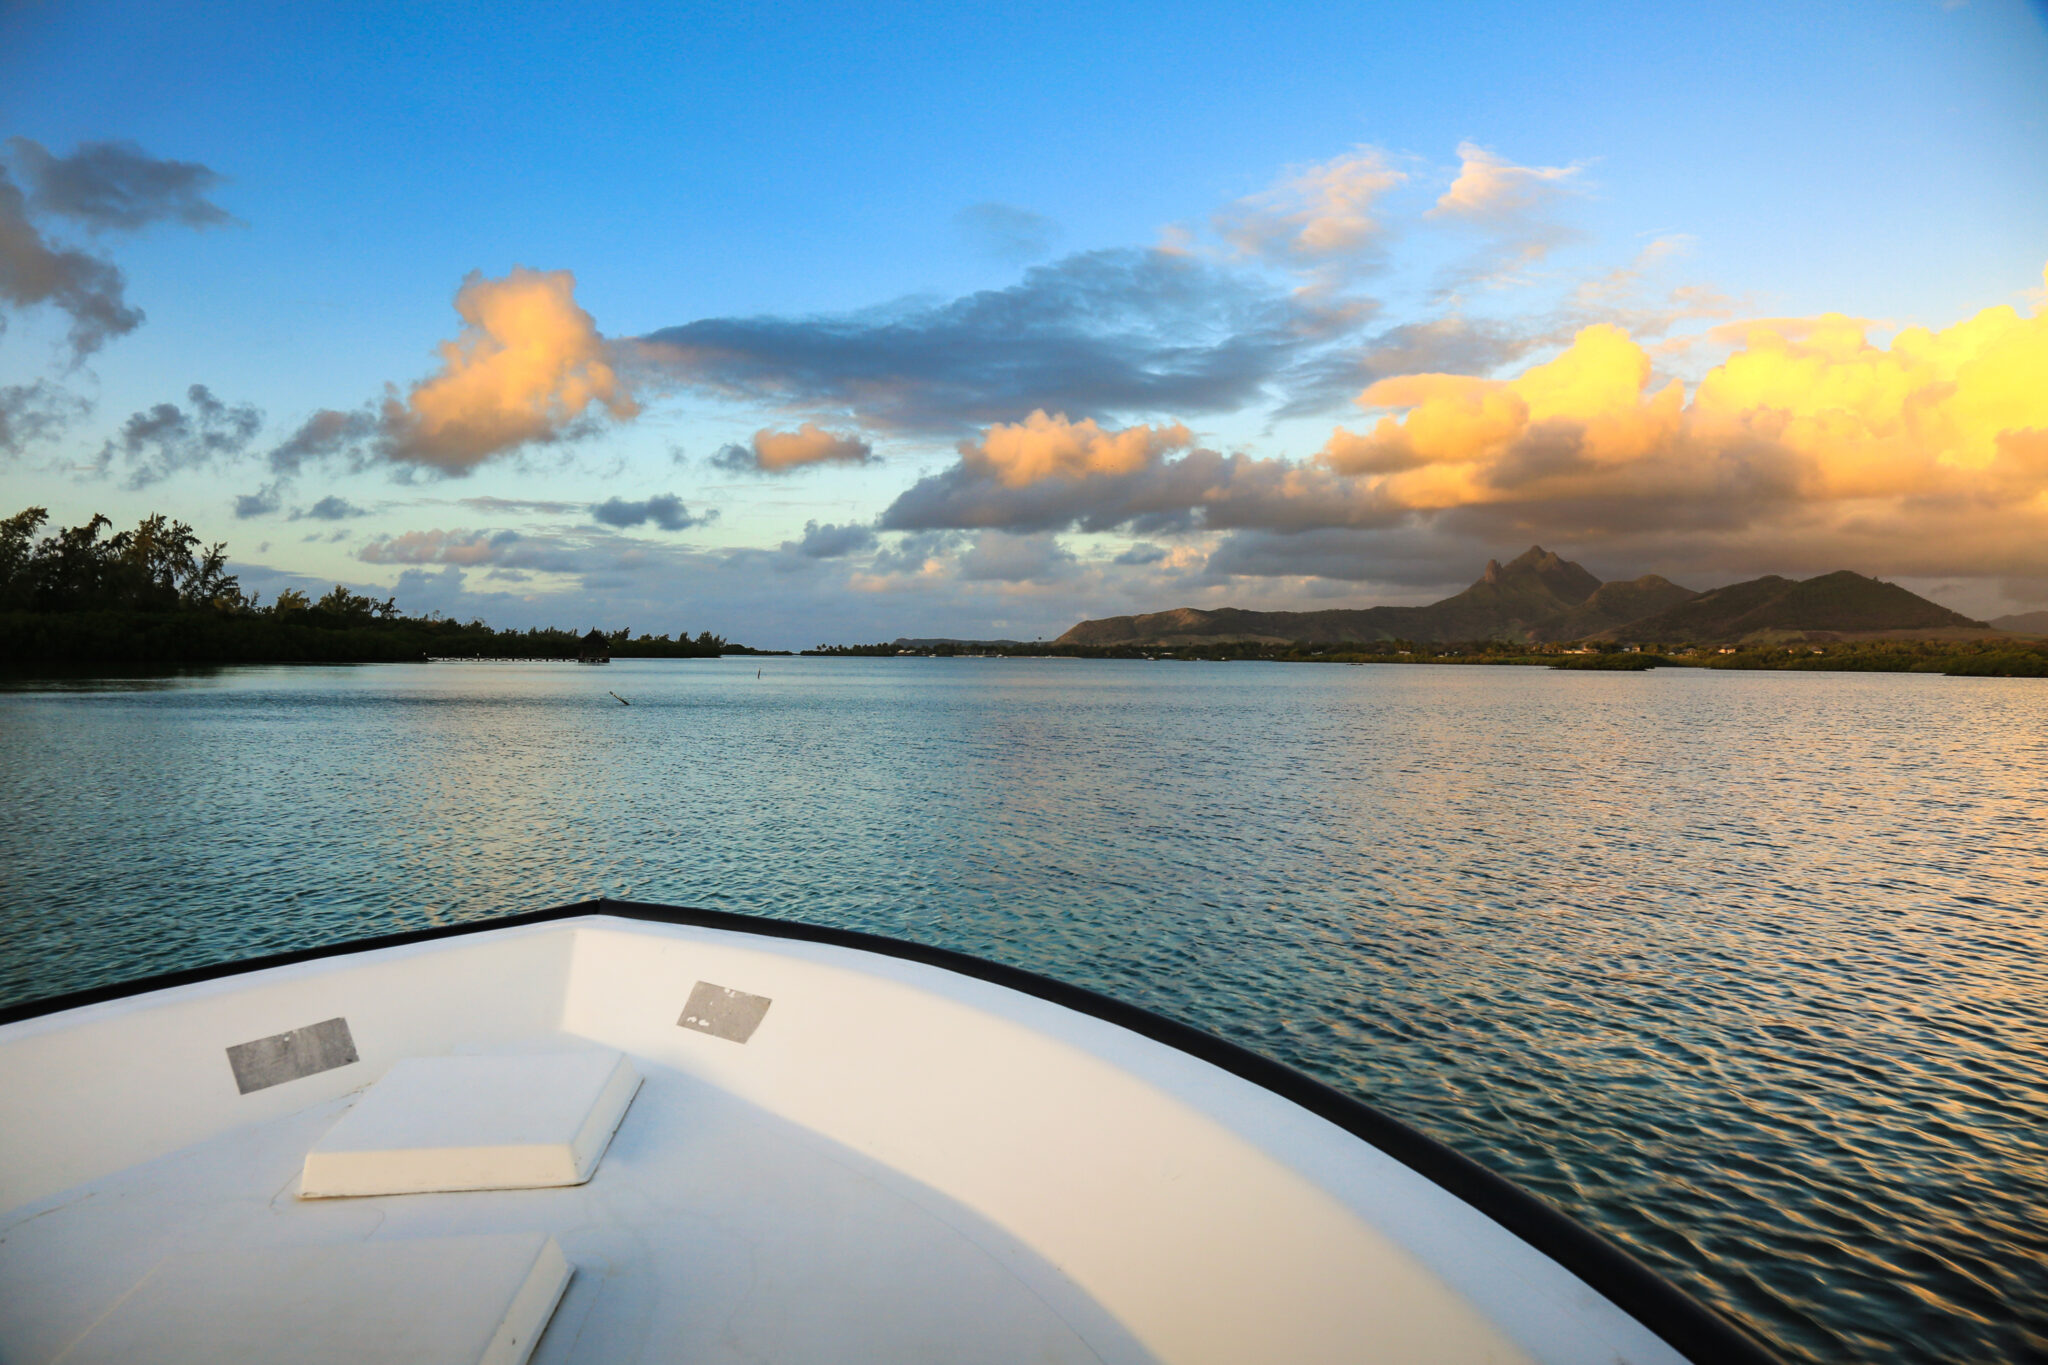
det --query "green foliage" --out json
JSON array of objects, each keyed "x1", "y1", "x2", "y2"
[
  {"x1": 0, "y1": 507, "x2": 758, "y2": 670},
  {"x1": 0, "y1": 507, "x2": 245, "y2": 614}
]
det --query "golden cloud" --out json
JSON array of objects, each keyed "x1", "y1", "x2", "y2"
[
  {"x1": 751, "y1": 422, "x2": 872, "y2": 471},
  {"x1": 965, "y1": 410, "x2": 1194, "y2": 487},
  {"x1": 1322, "y1": 272, "x2": 2048, "y2": 530},
  {"x1": 382, "y1": 267, "x2": 636, "y2": 471}
]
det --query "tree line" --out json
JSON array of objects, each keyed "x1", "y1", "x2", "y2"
[{"x1": 1, "y1": 507, "x2": 757, "y2": 669}]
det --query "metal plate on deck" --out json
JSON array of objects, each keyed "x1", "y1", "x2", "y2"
[
  {"x1": 678, "y1": 982, "x2": 772, "y2": 1043},
  {"x1": 225, "y1": 1016, "x2": 359, "y2": 1094}
]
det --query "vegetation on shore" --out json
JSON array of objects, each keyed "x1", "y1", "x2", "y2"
[
  {"x1": 1, "y1": 508, "x2": 768, "y2": 669},
  {"x1": 811, "y1": 636, "x2": 2048, "y2": 676}
]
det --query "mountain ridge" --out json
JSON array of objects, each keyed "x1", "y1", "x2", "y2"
[{"x1": 1055, "y1": 549, "x2": 1991, "y2": 648}]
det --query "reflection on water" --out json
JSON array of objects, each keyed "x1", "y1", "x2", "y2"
[{"x1": 2, "y1": 659, "x2": 2044, "y2": 1362}]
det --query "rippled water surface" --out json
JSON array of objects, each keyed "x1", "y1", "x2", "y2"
[{"x1": 3, "y1": 659, "x2": 2045, "y2": 1361}]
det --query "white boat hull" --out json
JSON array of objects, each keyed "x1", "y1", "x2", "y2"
[{"x1": 0, "y1": 904, "x2": 1773, "y2": 1364}]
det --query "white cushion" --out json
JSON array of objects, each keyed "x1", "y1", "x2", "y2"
[
  {"x1": 302, "y1": 1050, "x2": 640, "y2": 1198},
  {"x1": 60, "y1": 1233, "x2": 570, "y2": 1365}
]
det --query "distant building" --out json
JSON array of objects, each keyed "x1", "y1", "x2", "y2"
[{"x1": 578, "y1": 630, "x2": 611, "y2": 664}]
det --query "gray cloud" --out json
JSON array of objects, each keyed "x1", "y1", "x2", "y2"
[
  {"x1": 634, "y1": 248, "x2": 1307, "y2": 435},
  {"x1": 1200, "y1": 526, "x2": 1480, "y2": 587},
  {"x1": 292, "y1": 495, "x2": 367, "y2": 522},
  {"x1": 0, "y1": 381, "x2": 89, "y2": 457},
  {"x1": 233, "y1": 483, "x2": 283, "y2": 519},
  {"x1": 956, "y1": 202, "x2": 1060, "y2": 263},
  {"x1": 786, "y1": 520, "x2": 878, "y2": 559},
  {"x1": 93, "y1": 385, "x2": 263, "y2": 487},
  {"x1": 458, "y1": 496, "x2": 583, "y2": 516},
  {"x1": 0, "y1": 166, "x2": 141, "y2": 358},
  {"x1": 957, "y1": 531, "x2": 1079, "y2": 583},
  {"x1": 264, "y1": 407, "x2": 379, "y2": 475},
  {"x1": 1277, "y1": 313, "x2": 1541, "y2": 419},
  {"x1": 1113, "y1": 542, "x2": 1169, "y2": 566},
  {"x1": 7, "y1": 138, "x2": 233, "y2": 232},
  {"x1": 590, "y1": 494, "x2": 708, "y2": 531},
  {"x1": 870, "y1": 530, "x2": 963, "y2": 575},
  {"x1": 881, "y1": 443, "x2": 1399, "y2": 536}
]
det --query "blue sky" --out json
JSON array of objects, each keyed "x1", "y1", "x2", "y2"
[{"x1": 3, "y1": 0, "x2": 2046, "y2": 645}]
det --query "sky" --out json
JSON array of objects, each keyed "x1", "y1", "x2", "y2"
[{"x1": 3, "y1": 0, "x2": 2046, "y2": 647}]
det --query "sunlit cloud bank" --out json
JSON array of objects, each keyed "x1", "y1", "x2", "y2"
[{"x1": 875, "y1": 271, "x2": 2048, "y2": 583}]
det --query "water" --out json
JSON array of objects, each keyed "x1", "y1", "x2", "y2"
[{"x1": 2, "y1": 658, "x2": 2044, "y2": 1362}]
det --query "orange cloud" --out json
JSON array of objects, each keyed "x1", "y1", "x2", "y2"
[
  {"x1": 382, "y1": 267, "x2": 636, "y2": 471},
  {"x1": 965, "y1": 410, "x2": 1195, "y2": 487},
  {"x1": 752, "y1": 422, "x2": 872, "y2": 471},
  {"x1": 1321, "y1": 272, "x2": 2048, "y2": 530}
]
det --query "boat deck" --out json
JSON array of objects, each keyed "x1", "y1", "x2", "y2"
[
  {"x1": 0, "y1": 1037, "x2": 1144, "y2": 1364},
  {"x1": 0, "y1": 910, "x2": 1714, "y2": 1364}
]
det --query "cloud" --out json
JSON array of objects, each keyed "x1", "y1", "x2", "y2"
[
  {"x1": 6, "y1": 138, "x2": 233, "y2": 231},
  {"x1": 0, "y1": 140, "x2": 234, "y2": 360},
  {"x1": 876, "y1": 264, "x2": 2048, "y2": 584},
  {"x1": 264, "y1": 406, "x2": 380, "y2": 475},
  {"x1": 956, "y1": 203, "x2": 1059, "y2": 262},
  {"x1": 458, "y1": 496, "x2": 583, "y2": 516},
  {"x1": 0, "y1": 381, "x2": 89, "y2": 457},
  {"x1": 1113, "y1": 542, "x2": 1169, "y2": 566},
  {"x1": 590, "y1": 493, "x2": 707, "y2": 531},
  {"x1": 359, "y1": 528, "x2": 520, "y2": 567},
  {"x1": 1430, "y1": 142, "x2": 1581, "y2": 223},
  {"x1": 785, "y1": 520, "x2": 878, "y2": 559},
  {"x1": 233, "y1": 484, "x2": 283, "y2": 519},
  {"x1": 292, "y1": 495, "x2": 366, "y2": 521},
  {"x1": 1427, "y1": 142, "x2": 1586, "y2": 292},
  {"x1": 92, "y1": 385, "x2": 263, "y2": 487},
  {"x1": 380, "y1": 267, "x2": 638, "y2": 472},
  {"x1": 1198, "y1": 525, "x2": 1487, "y2": 586},
  {"x1": 255, "y1": 267, "x2": 638, "y2": 482},
  {"x1": 1301, "y1": 275, "x2": 2048, "y2": 575},
  {"x1": 971, "y1": 410, "x2": 1194, "y2": 486},
  {"x1": 882, "y1": 416, "x2": 1396, "y2": 537},
  {"x1": 0, "y1": 165, "x2": 141, "y2": 358},
  {"x1": 711, "y1": 422, "x2": 873, "y2": 474},
  {"x1": 1215, "y1": 146, "x2": 1406, "y2": 267},
  {"x1": 956, "y1": 530, "x2": 1079, "y2": 583},
  {"x1": 633, "y1": 247, "x2": 1305, "y2": 435}
]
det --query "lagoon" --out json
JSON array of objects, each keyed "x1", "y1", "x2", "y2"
[{"x1": 2, "y1": 658, "x2": 2043, "y2": 1363}]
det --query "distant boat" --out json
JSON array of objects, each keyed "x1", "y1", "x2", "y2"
[{"x1": 0, "y1": 901, "x2": 1776, "y2": 1364}]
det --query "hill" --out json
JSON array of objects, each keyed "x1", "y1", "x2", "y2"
[
  {"x1": 1599, "y1": 571, "x2": 1986, "y2": 643},
  {"x1": 1058, "y1": 547, "x2": 1615, "y2": 647},
  {"x1": 1990, "y1": 610, "x2": 2048, "y2": 635},
  {"x1": 1057, "y1": 553, "x2": 1987, "y2": 648},
  {"x1": 1528, "y1": 575, "x2": 1698, "y2": 643}
]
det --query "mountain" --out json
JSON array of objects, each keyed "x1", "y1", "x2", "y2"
[
  {"x1": 1600, "y1": 571, "x2": 1986, "y2": 643},
  {"x1": 1055, "y1": 552, "x2": 1987, "y2": 648},
  {"x1": 1058, "y1": 547, "x2": 1630, "y2": 646},
  {"x1": 1990, "y1": 610, "x2": 2048, "y2": 635},
  {"x1": 1528, "y1": 575, "x2": 1698, "y2": 643}
]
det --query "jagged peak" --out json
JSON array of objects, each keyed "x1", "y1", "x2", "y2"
[{"x1": 1504, "y1": 545, "x2": 1560, "y2": 571}]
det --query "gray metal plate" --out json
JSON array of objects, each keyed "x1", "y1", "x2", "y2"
[
  {"x1": 677, "y1": 982, "x2": 772, "y2": 1043},
  {"x1": 225, "y1": 1016, "x2": 359, "y2": 1094}
]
